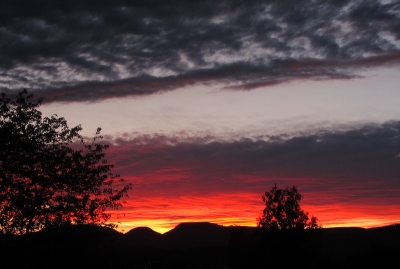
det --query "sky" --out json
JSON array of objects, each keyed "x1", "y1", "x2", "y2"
[{"x1": 1, "y1": 0, "x2": 400, "y2": 233}]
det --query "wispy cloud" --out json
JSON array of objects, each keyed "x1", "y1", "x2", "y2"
[{"x1": 1, "y1": 0, "x2": 399, "y2": 102}]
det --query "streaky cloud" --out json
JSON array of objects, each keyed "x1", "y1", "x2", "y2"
[
  {"x1": 104, "y1": 121, "x2": 400, "y2": 196},
  {"x1": 0, "y1": 0, "x2": 399, "y2": 102},
  {"x1": 102, "y1": 121, "x2": 400, "y2": 231}
]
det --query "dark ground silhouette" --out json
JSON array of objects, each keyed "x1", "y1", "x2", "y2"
[{"x1": 0, "y1": 222, "x2": 399, "y2": 269}]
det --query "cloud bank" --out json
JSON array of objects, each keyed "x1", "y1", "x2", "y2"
[
  {"x1": 105, "y1": 121, "x2": 400, "y2": 198},
  {"x1": 0, "y1": 0, "x2": 399, "y2": 102},
  {"x1": 101, "y1": 121, "x2": 400, "y2": 231}
]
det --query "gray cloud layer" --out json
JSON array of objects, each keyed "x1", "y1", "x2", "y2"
[
  {"x1": 1, "y1": 0, "x2": 399, "y2": 102},
  {"x1": 107, "y1": 121, "x2": 400, "y2": 198}
]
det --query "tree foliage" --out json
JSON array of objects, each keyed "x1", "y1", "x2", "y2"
[
  {"x1": 0, "y1": 90, "x2": 131, "y2": 235},
  {"x1": 257, "y1": 184, "x2": 319, "y2": 229}
]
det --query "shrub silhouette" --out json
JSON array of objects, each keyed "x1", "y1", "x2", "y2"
[{"x1": 0, "y1": 90, "x2": 131, "y2": 235}]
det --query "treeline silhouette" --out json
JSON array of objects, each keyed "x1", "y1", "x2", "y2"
[{"x1": 0, "y1": 222, "x2": 399, "y2": 269}]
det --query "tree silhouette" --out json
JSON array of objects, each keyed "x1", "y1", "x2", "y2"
[
  {"x1": 0, "y1": 90, "x2": 131, "y2": 235},
  {"x1": 257, "y1": 184, "x2": 319, "y2": 229}
]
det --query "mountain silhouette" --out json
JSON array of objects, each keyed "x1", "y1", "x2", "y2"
[
  {"x1": 35, "y1": 224, "x2": 122, "y2": 244},
  {"x1": 121, "y1": 222, "x2": 231, "y2": 248},
  {"x1": 320, "y1": 224, "x2": 400, "y2": 255},
  {"x1": 163, "y1": 222, "x2": 230, "y2": 248},
  {"x1": 123, "y1": 226, "x2": 163, "y2": 247},
  {"x1": 1, "y1": 222, "x2": 399, "y2": 269}
]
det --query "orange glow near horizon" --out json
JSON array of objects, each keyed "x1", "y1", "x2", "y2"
[
  {"x1": 100, "y1": 126, "x2": 400, "y2": 234},
  {"x1": 108, "y1": 192, "x2": 400, "y2": 234}
]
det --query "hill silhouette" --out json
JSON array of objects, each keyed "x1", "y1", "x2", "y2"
[
  {"x1": 123, "y1": 226, "x2": 163, "y2": 247},
  {"x1": 120, "y1": 222, "x2": 230, "y2": 249},
  {"x1": 163, "y1": 222, "x2": 230, "y2": 248},
  {"x1": 1, "y1": 222, "x2": 400, "y2": 268}
]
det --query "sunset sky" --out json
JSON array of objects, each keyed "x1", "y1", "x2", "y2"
[{"x1": 1, "y1": 0, "x2": 400, "y2": 233}]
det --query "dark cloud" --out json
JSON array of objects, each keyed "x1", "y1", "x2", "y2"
[
  {"x1": 102, "y1": 121, "x2": 400, "y2": 199},
  {"x1": 0, "y1": 0, "x2": 399, "y2": 102}
]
